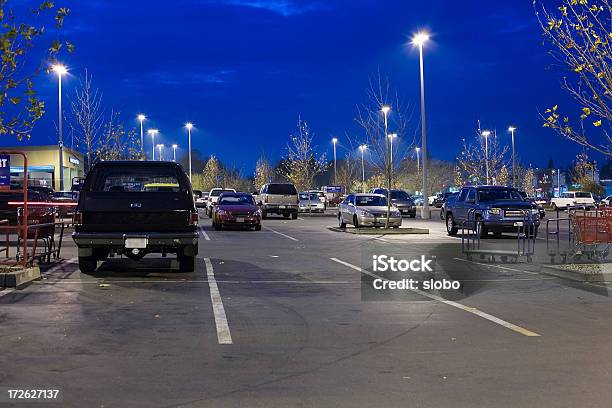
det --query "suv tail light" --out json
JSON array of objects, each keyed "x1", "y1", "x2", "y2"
[{"x1": 190, "y1": 212, "x2": 199, "y2": 226}]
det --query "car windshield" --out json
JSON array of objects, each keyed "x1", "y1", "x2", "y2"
[
  {"x1": 477, "y1": 189, "x2": 523, "y2": 202},
  {"x1": 219, "y1": 195, "x2": 255, "y2": 205},
  {"x1": 575, "y1": 192, "x2": 591, "y2": 198},
  {"x1": 90, "y1": 167, "x2": 183, "y2": 192},
  {"x1": 390, "y1": 190, "x2": 409, "y2": 200},
  {"x1": 356, "y1": 195, "x2": 387, "y2": 206},
  {"x1": 299, "y1": 193, "x2": 319, "y2": 200},
  {"x1": 267, "y1": 184, "x2": 297, "y2": 195},
  {"x1": 211, "y1": 189, "x2": 233, "y2": 197}
]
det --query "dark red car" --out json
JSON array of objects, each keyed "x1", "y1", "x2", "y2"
[{"x1": 212, "y1": 192, "x2": 261, "y2": 231}]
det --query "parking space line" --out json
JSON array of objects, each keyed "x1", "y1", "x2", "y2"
[
  {"x1": 204, "y1": 257, "x2": 233, "y2": 345},
  {"x1": 330, "y1": 257, "x2": 541, "y2": 337},
  {"x1": 452, "y1": 257, "x2": 540, "y2": 275},
  {"x1": 263, "y1": 226, "x2": 299, "y2": 242},
  {"x1": 199, "y1": 228, "x2": 211, "y2": 241}
]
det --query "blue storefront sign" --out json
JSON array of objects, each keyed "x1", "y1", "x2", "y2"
[{"x1": 0, "y1": 155, "x2": 10, "y2": 186}]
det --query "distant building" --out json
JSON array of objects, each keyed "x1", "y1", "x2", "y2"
[{"x1": 2, "y1": 145, "x2": 84, "y2": 191}]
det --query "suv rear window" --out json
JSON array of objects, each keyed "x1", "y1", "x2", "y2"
[
  {"x1": 267, "y1": 184, "x2": 297, "y2": 195},
  {"x1": 90, "y1": 167, "x2": 183, "y2": 193}
]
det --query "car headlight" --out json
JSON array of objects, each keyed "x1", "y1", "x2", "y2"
[
  {"x1": 359, "y1": 210, "x2": 373, "y2": 217},
  {"x1": 488, "y1": 208, "x2": 502, "y2": 215}
]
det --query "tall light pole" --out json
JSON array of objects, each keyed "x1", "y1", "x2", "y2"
[
  {"x1": 482, "y1": 130, "x2": 491, "y2": 184},
  {"x1": 359, "y1": 145, "x2": 367, "y2": 193},
  {"x1": 52, "y1": 64, "x2": 67, "y2": 191},
  {"x1": 508, "y1": 126, "x2": 516, "y2": 187},
  {"x1": 389, "y1": 133, "x2": 397, "y2": 166},
  {"x1": 172, "y1": 144, "x2": 178, "y2": 162},
  {"x1": 381, "y1": 105, "x2": 391, "y2": 201},
  {"x1": 148, "y1": 129, "x2": 158, "y2": 160},
  {"x1": 138, "y1": 114, "x2": 146, "y2": 157},
  {"x1": 157, "y1": 144, "x2": 164, "y2": 161},
  {"x1": 412, "y1": 31, "x2": 431, "y2": 219},
  {"x1": 416, "y1": 147, "x2": 421, "y2": 177},
  {"x1": 185, "y1": 122, "x2": 194, "y2": 181},
  {"x1": 332, "y1": 137, "x2": 338, "y2": 185}
]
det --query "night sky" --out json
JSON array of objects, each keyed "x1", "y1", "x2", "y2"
[{"x1": 13, "y1": 0, "x2": 599, "y2": 173}]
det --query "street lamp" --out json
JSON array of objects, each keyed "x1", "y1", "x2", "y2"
[
  {"x1": 138, "y1": 114, "x2": 146, "y2": 157},
  {"x1": 415, "y1": 147, "x2": 421, "y2": 177},
  {"x1": 157, "y1": 144, "x2": 164, "y2": 161},
  {"x1": 412, "y1": 31, "x2": 431, "y2": 219},
  {"x1": 482, "y1": 130, "x2": 491, "y2": 184},
  {"x1": 147, "y1": 129, "x2": 158, "y2": 160},
  {"x1": 185, "y1": 122, "x2": 194, "y2": 181},
  {"x1": 52, "y1": 64, "x2": 67, "y2": 190},
  {"x1": 381, "y1": 105, "x2": 391, "y2": 200},
  {"x1": 508, "y1": 126, "x2": 516, "y2": 187},
  {"x1": 389, "y1": 133, "x2": 397, "y2": 165},
  {"x1": 332, "y1": 137, "x2": 338, "y2": 185},
  {"x1": 359, "y1": 145, "x2": 367, "y2": 193},
  {"x1": 172, "y1": 144, "x2": 178, "y2": 162}
]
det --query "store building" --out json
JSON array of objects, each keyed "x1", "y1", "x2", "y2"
[{"x1": 2, "y1": 145, "x2": 84, "y2": 191}]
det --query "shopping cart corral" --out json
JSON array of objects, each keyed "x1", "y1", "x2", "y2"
[
  {"x1": 461, "y1": 208, "x2": 536, "y2": 263},
  {"x1": 546, "y1": 208, "x2": 611, "y2": 263}
]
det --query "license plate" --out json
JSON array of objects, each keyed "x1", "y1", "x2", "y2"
[
  {"x1": 279, "y1": 205, "x2": 286, "y2": 209},
  {"x1": 236, "y1": 217, "x2": 245, "y2": 223},
  {"x1": 125, "y1": 237, "x2": 148, "y2": 248}
]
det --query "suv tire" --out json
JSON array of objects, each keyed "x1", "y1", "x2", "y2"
[
  {"x1": 291, "y1": 212, "x2": 298, "y2": 220},
  {"x1": 179, "y1": 254, "x2": 195, "y2": 272},
  {"x1": 446, "y1": 213, "x2": 458, "y2": 236},
  {"x1": 79, "y1": 255, "x2": 97, "y2": 273}
]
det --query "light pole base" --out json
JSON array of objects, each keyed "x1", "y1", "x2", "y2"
[{"x1": 420, "y1": 205, "x2": 431, "y2": 220}]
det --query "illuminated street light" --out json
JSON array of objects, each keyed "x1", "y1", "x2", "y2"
[
  {"x1": 411, "y1": 30, "x2": 431, "y2": 219},
  {"x1": 51, "y1": 64, "x2": 68, "y2": 190},
  {"x1": 359, "y1": 145, "x2": 367, "y2": 193},
  {"x1": 138, "y1": 114, "x2": 146, "y2": 157},
  {"x1": 185, "y1": 122, "x2": 194, "y2": 181},
  {"x1": 172, "y1": 144, "x2": 178, "y2": 162},
  {"x1": 332, "y1": 137, "x2": 338, "y2": 185},
  {"x1": 508, "y1": 126, "x2": 517, "y2": 187},
  {"x1": 148, "y1": 129, "x2": 159, "y2": 160},
  {"x1": 482, "y1": 130, "x2": 491, "y2": 184}
]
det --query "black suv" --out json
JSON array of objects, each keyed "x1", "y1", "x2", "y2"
[{"x1": 72, "y1": 161, "x2": 199, "y2": 272}]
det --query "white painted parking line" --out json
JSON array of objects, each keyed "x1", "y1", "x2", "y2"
[
  {"x1": 204, "y1": 257, "x2": 233, "y2": 345},
  {"x1": 330, "y1": 257, "x2": 541, "y2": 337},
  {"x1": 199, "y1": 228, "x2": 211, "y2": 241},
  {"x1": 453, "y1": 257, "x2": 540, "y2": 275},
  {"x1": 263, "y1": 226, "x2": 299, "y2": 242}
]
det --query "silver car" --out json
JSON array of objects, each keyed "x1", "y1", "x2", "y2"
[
  {"x1": 299, "y1": 192, "x2": 326, "y2": 213},
  {"x1": 337, "y1": 193, "x2": 402, "y2": 228}
]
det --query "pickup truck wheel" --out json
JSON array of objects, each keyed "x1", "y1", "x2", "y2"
[
  {"x1": 291, "y1": 212, "x2": 298, "y2": 220},
  {"x1": 283, "y1": 213, "x2": 290, "y2": 219},
  {"x1": 446, "y1": 213, "x2": 458, "y2": 236},
  {"x1": 78, "y1": 256, "x2": 97, "y2": 273},
  {"x1": 179, "y1": 255, "x2": 195, "y2": 272}
]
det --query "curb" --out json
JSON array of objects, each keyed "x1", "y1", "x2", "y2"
[
  {"x1": 328, "y1": 227, "x2": 429, "y2": 235},
  {"x1": 540, "y1": 264, "x2": 612, "y2": 283},
  {"x1": 0, "y1": 266, "x2": 41, "y2": 288}
]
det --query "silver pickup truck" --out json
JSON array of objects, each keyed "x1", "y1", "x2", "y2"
[{"x1": 258, "y1": 183, "x2": 299, "y2": 219}]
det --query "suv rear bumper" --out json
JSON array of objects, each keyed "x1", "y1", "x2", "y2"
[
  {"x1": 263, "y1": 204, "x2": 298, "y2": 213},
  {"x1": 73, "y1": 231, "x2": 199, "y2": 255}
]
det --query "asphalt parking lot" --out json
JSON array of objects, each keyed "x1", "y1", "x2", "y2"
[{"x1": 2, "y1": 209, "x2": 612, "y2": 407}]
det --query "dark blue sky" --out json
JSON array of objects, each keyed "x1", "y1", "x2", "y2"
[{"x1": 20, "y1": 0, "x2": 599, "y2": 173}]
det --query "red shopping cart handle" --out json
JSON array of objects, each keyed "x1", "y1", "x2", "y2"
[{"x1": 7, "y1": 201, "x2": 77, "y2": 206}]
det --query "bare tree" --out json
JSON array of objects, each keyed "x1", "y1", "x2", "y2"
[
  {"x1": 201, "y1": 156, "x2": 220, "y2": 191},
  {"x1": 94, "y1": 111, "x2": 143, "y2": 162},
  {"x1": 456, "y1": 124, "x2": 509, "y2": 186},
  {"x1": 355, "y1": 73, "x2": 414, "y2": 227},
  {"x1": 279, "y1": 117, "x2": 327, "y2": 191},
  {"x1": 254, "y1": 156, "x2": 274, "y2": 191},
  {"x1": 535, "y1": 0, "x2": 612, "y2": 156},
  {"x1": 70, "y1": 69, "x2": 104, "y2": 172}
]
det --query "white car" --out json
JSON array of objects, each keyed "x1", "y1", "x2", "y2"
[
  {"x1": 550, "y1": 191, "x2": 595, "y2": 211},
  {"x1": 207, "y1": 188, "x2": 236, "y2": 217},
  {"x1": 601, "y1": 195, "x2": 612, "y2": 206}
]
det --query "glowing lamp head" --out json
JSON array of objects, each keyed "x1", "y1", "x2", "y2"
[
  {"x1": 137, "y1": 114, "x2": 146, "y2": 122},
  {"x1": 332, "y1": 137, "x2": 338, "y2": 144},
  {"x1": 185, "y1": 122, "x2": 194, "y2": 130},
  {"x1": 508, "y1": 126, "x2": 516, "y2": 132},
  {"x1": 482, "y1": 130, "x2": 491, "y2": 137},
  {"x1": 415, "y1": 147, "x2": 421, "y2": 152},
  {"x1": 148, "y1": 129, "x2": 158, "y2": 136},
  {"x1": 52, "y1": 64, "x2": 67, "y2": 76},
  {"x1": 172, "y1": 144, "x2": 178, "y2": 149},
  {"x1": 411, "y1": 32, "x2": 430, "y2": 47},
  {"x1": 381, "y1": 105, "x2": 391, "y2": 115},
  {"x1": 389, "y1": 133, "x2": 398, "y2": 139},
  {"x1": 157, "y1": 144, "x2": 163, "y2": 148},
  {"x1": 359, "y1": 145, "x2": 367, "y2": 152}
]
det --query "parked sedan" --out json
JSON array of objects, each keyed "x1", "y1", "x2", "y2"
[
  {"x1": 212, "y1": 192, "x2": 261, "y2": 231},
  {"x1": 193, "y1": 190, "x2": 208, "y2": 208},
  {"x1": 299, "y1": 192, "x2": 325, "y2": 213},
  {"x1": 370, "y1": 188, "x2": 416, "y2": 218},
  {"x1": 338, "y1": 193, "x2": 402, "y2": 228}
]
